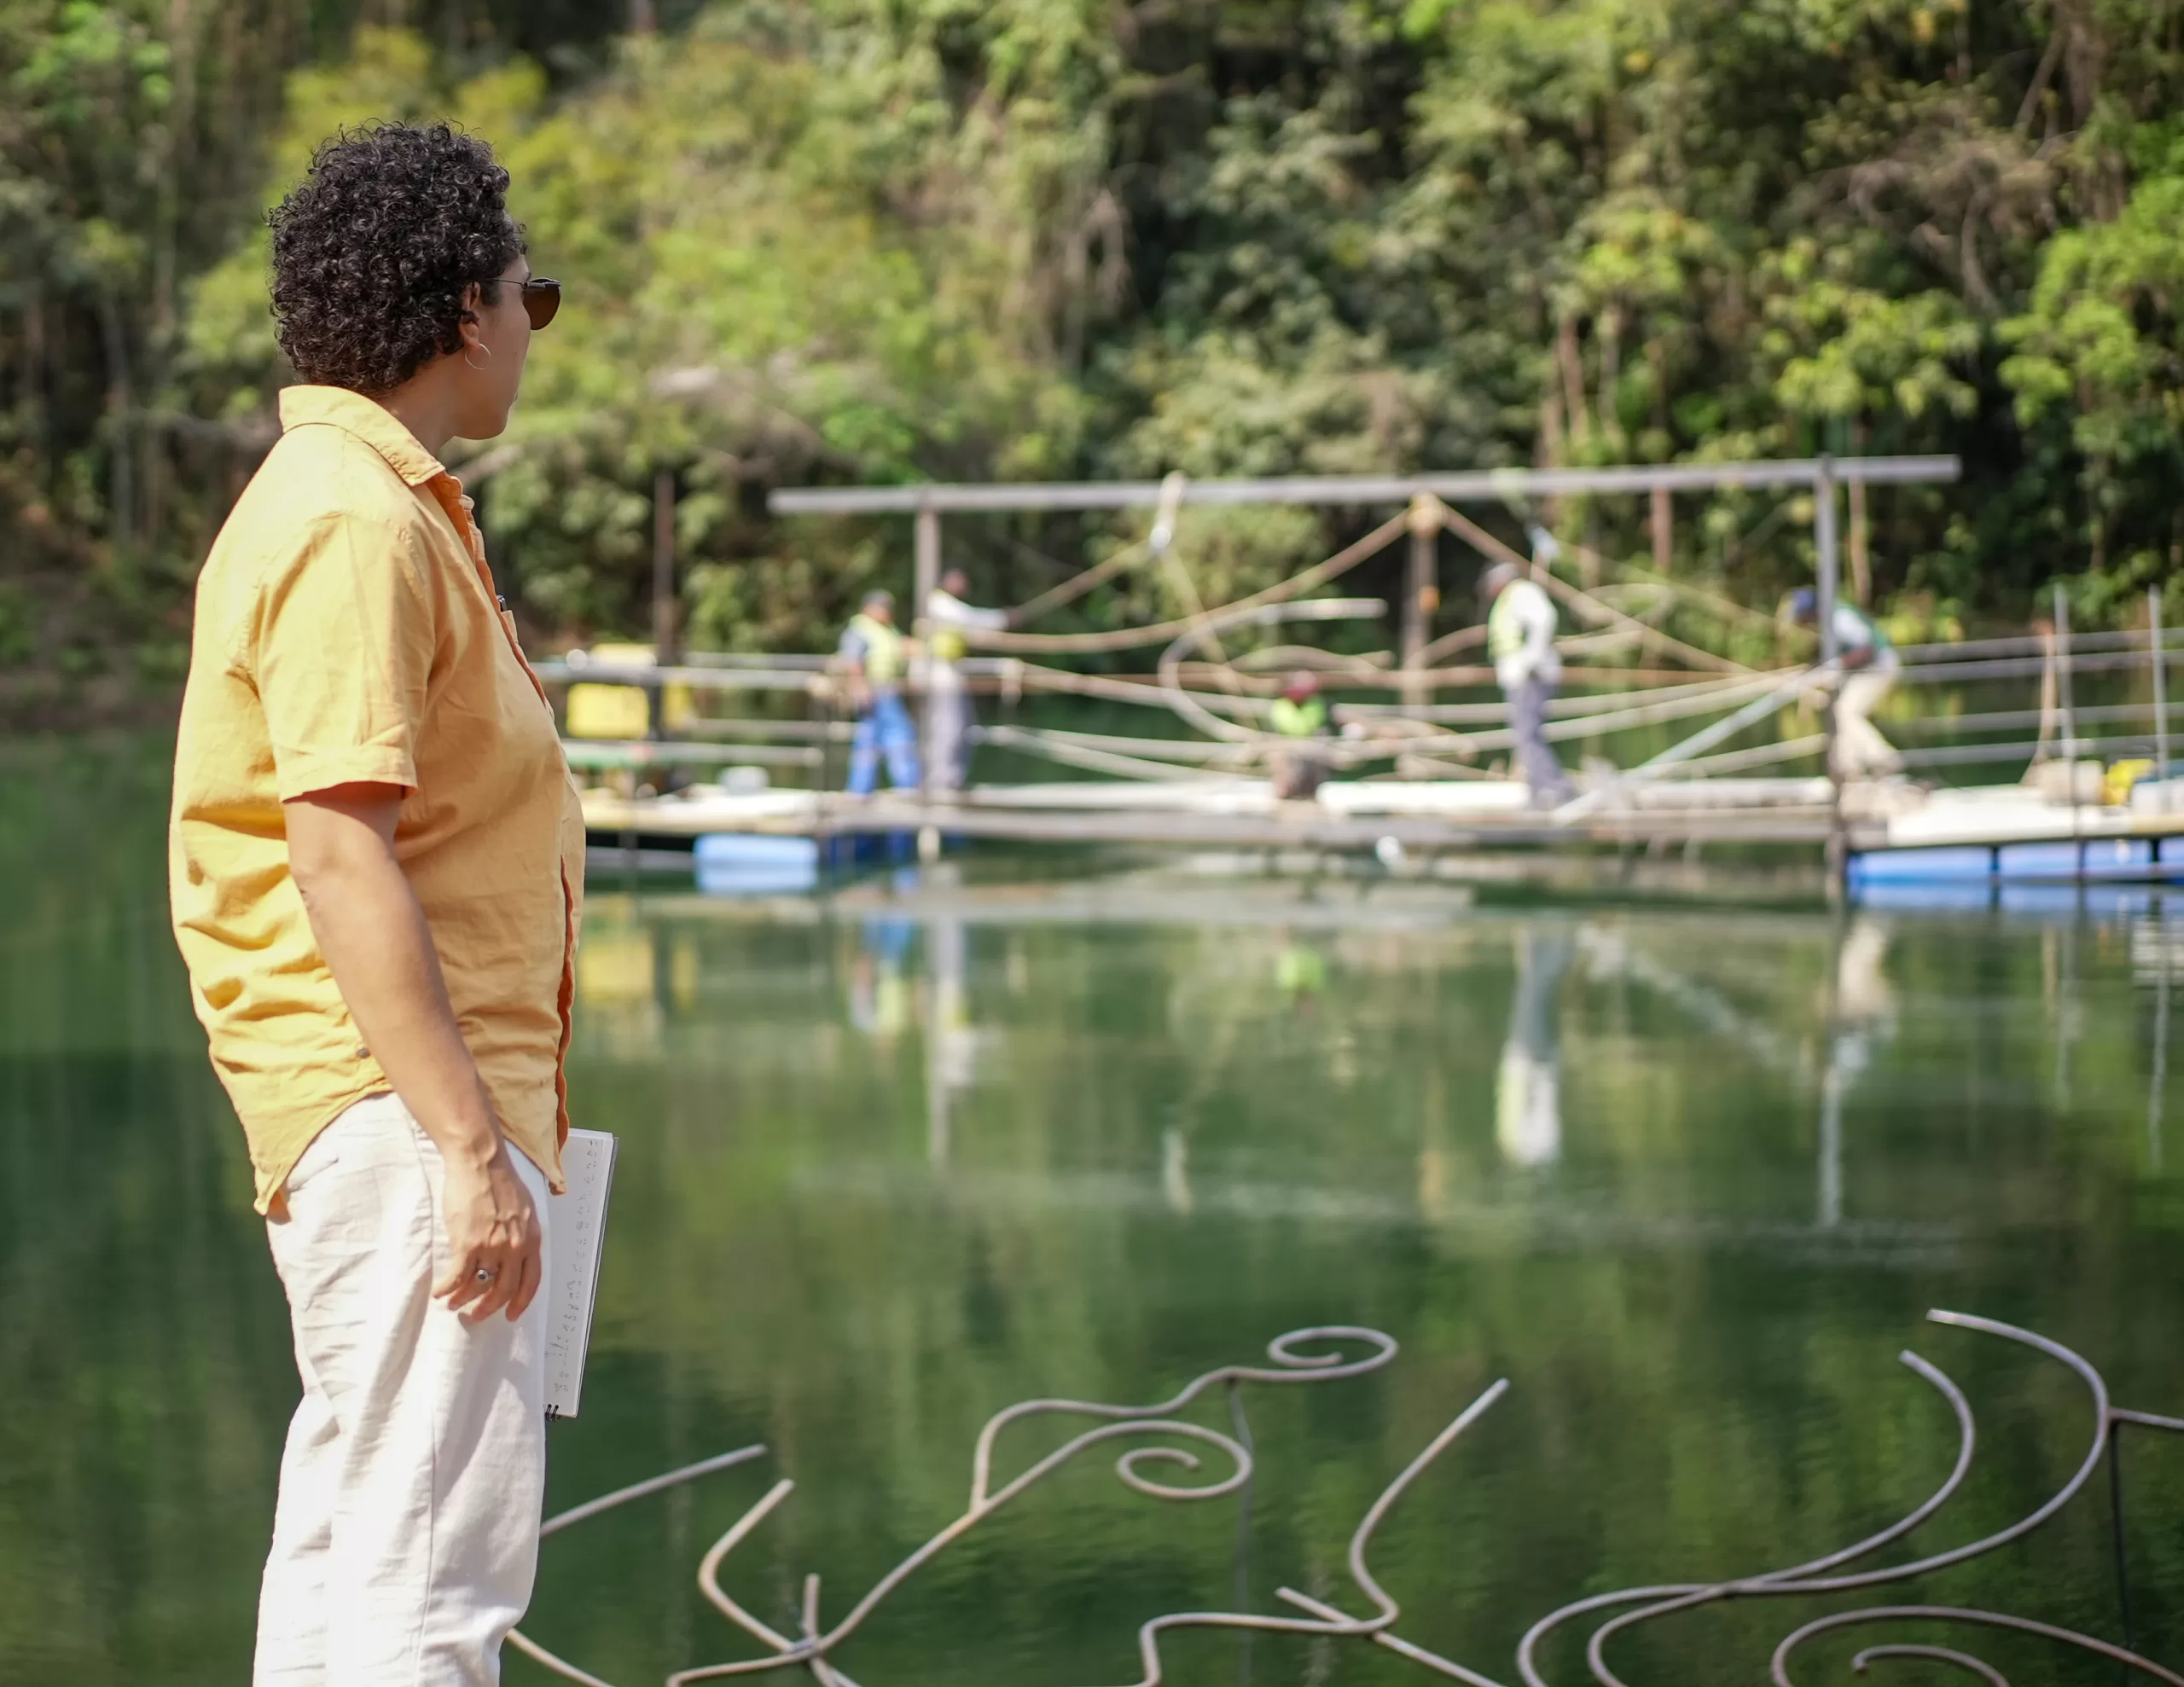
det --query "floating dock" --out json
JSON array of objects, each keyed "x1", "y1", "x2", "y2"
[
  {"x1": 580, "y1": 774, "x2": 2184, "y2": 872},
  {"x1": 559, "y1": 457, "x2": 2184, "y2": 894}
]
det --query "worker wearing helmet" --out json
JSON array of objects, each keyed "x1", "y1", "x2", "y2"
[
  {"x1": 1269, "y1": 670, "x2": 1332, "y2": 800},
  {"x1": 1786, "y1": 588, "x2": 1902, "y2": 780},
  {"x1": 922, "y1": 566, "x2": 1010, "y2": 794},
  {"x1": 839, "y1": 589, "x2": 921, "y2": 795},
  {"x1": 1483, "y1": 557, "x2": 1575, "y2": 809}
]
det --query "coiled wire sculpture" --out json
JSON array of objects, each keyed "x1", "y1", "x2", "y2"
[{"x1": 511, "y1": 1312, "x2": 2183, "y2": 1686}]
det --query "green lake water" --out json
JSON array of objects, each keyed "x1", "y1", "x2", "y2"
[{"x1": 7, "y1": 738, "x2": 2184, "y2": 1685}]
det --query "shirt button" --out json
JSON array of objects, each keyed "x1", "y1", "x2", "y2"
[{"x1": 355, "y1": 1045, "x2": 371, "y2": 1059}]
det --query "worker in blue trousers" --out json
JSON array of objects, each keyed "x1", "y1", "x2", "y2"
[{"x1": 839, "y1": 589, "x2": 921, "y2": 796}]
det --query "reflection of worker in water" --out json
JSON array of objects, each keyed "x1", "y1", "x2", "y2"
[
  {"x1": 1497, "y1": 930, "x2": 1571, "y2": 1167},
  {"x1": 1786, "y1": 588, "x2": 1902, "y2": 781},
  {"x1": 1269, "y1": 670, "x2": 1332, "y2": 800},
  {"x1": 1818, "y1": 916, "x2": 1895, "y2": 1226},
  {"x1": 1275, "y1": 930, "x2": 1327, "y2": 1013},
  {"x1": 925, "y1": 898, "x2": 983, "y2": 1163},
  {"x1": 1483, "y1": 554, "x2": 1575, "y2": 809},
  {"x1": 849, "y1": 915, "x2": 916, "y2": 1046},
  {"x1": 923, "y1": 567, "x2": 1010, "y2": 794},
  {"x1": 839, "y1": 589, "x2": 921, "y2": 796}
]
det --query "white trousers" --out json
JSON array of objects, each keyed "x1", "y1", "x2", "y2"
[
  {"x1": 255, "y1": 1093, "x2": 554, "y2": 1686},
  {"x1": 924, "y1": 661, "x2": 973, "y2": 792},
  {"x1": 1833, "y1": 671, "x2": 1903, "y2": 779}
]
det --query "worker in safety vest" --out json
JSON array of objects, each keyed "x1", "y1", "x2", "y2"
[
  {"x1": 1483, "y1": 555, "x2": 1575, "y2": 809},
  {"x1": 1786, "y1": 588, "x2": 1902, "y2": 780},
  {"x1": 839, "y1": 589, "x2": 921, "y2": 796},
  {"x1": 922, "y1": 567, "x2": 1009, "y2": 793},
  {"x1": 1269, "y1": 670, "x2": 1331, "y2": 799}
]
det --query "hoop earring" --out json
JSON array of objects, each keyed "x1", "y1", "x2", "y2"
[{"x1": 463, "y1": 343, "x2": 493, "y2": 373}]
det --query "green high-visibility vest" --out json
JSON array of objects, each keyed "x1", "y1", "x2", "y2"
[
  {"x1": 1269, "y1": 696, "x2": 1327, "y2": 738},
  {"x1": 848, "y1": 613, "x2": 905, "y2": 686},
  {"x1": 1488, "y1": 583, "x2": 1531, "y2": 662}
]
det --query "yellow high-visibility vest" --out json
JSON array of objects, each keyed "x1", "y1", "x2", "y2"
[{"x1": 847, "y1": 613, "x2": 905, "y2": 686}]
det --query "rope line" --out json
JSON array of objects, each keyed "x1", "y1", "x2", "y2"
[{"x1": 964, "y1": 510, "x2": 1413, "y2": 655}]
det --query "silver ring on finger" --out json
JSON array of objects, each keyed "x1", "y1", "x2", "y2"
[{"x1": 474, "y1": 1267, "x2": 497, "y2": 1284}]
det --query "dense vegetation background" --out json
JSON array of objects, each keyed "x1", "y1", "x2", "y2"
[{"x1": 0, "y1": 0, "x2": 2177, "y2": 716}]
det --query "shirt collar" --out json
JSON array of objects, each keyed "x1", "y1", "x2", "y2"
[{"x1": 278, "y1": 385, "x2": 449, "y2": 487}]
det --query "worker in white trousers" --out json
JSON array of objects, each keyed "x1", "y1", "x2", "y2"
[
  {"x1": 1787, "y1": 588, "x2": 1903, "y2": 780},
  {"x1": 922, "y1": 567, "x2": 1010, "y2": 793},
  {"x1": 1483, "y1": 554, "x2": 1576, "y2": 809}
]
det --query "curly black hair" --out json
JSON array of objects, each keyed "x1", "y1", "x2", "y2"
[{"x1": 269, "y1": 123, "x2": 525, "y2": 397}]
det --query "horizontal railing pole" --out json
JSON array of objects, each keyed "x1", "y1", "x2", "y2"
[
  {"x1": 768, "y1": 457, "x2": 1960, "y2": 515},
  {"x1": 1891, "y1": 700, "x2": 2167, "y2": 739},
  {"x1": 560, "y1": 740, "x2": 823, "y2": 768},
  {"x1": 1900, "y1": 733, "x2": 2156, "y2": 769},
  {"x1": 1898, "y1": 649, "x2": 2184, "y2": 685},
  {"x1": 535, "y1": 662, "x2": 817, "y2": 693}
]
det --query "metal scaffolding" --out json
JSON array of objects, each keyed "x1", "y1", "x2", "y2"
[{"x1": 767, "y1": 456, "x2": 1962, "y2": 514}]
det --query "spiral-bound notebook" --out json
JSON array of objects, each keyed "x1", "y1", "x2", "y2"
[{"x1": 544, "y1": 1129, "x2": 618, "y2": 1419}]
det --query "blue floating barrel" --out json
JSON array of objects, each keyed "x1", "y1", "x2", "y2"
[
  {"x1": 695, "y1": 833, "x2": 819, "y2": 870},
  {"x1": 2078, "y1": 837, "x2": 2153, "y2": 878},
  {"x1": 1846, "y1": 846, "x2": 1995, "y2": 886},
  {"x1": 694, "y1": 832, "x2": 818, "y2": 896},
  {"x1": 1996, "y1": 839, "x2": 2088, "y2": 879}
]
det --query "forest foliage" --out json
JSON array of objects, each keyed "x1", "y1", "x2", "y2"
[{"x1": 1, "y1": 0, "x2": 2181, "y2": 699}]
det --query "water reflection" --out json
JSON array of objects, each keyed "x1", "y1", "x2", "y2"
[
  {"x1": 1496, "y1": 929, "x2": 1571, "y2": 1169},
  {"x1": 1819, "y1": 918, "x2": 1896, "y2": 1228},
  {"x1": 581, "y1": 868, "x2": 2184, "y2": 1267},
  {"x1": 922, "y1": 874, "x2": 983, "y2": 1167},
  {"x1": 848, "y1": 910, "x2": 916, "y2": 1046},
  {"x1": 13, "y1": 746, "x2": 2184, "y2": 1687}
]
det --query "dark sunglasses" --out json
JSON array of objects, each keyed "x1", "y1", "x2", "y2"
[
  {"x1": 479, "y1": 275, "x2": 562, "y2": 330},
  {"x1": 518, "y1": 277, "x2": 561, "y2": 331}
]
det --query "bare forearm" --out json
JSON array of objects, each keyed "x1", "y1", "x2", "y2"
[
  {"x1": 296, "y1": 848, "x2": 502, "y2": 1171},
  {"x1": 283, "y1": 784, "x2": 540, "y2": 1320}
]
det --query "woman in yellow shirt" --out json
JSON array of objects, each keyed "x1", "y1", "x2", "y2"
[{"x1": 168, "y1": 123, "x2": 578, "y2": 1684}]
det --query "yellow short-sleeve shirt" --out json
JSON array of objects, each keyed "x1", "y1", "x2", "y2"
[{"x1": 169, "y1": 385, "x2": 586, "y2": 1215}]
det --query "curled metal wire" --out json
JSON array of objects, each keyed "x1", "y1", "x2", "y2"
[
  {"x1": 1772, "y1": 1609, "x2": 2184, "y2": 1687},
  {"x1": 1520, "y1": 1309, "x2": 2184, "y2": 1687},
  {"x1": 1849, "y1": 1644, "x2": 2011, "y2": 1685},
  {"x1": 514, "y1": 1312, "x2": 2183, "y2": 1687}
]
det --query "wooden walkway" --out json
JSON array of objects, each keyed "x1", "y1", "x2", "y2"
[{"x1": 579, "y1": 775, "x2": 2184, "y2": 861}]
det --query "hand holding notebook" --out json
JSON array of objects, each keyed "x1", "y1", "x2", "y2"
[{"x1": 545, "y1": 1128, "x2": 618, "y2": 1418}]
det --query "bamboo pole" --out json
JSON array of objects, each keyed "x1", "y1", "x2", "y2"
[
  {"x1": 650, "y1": 470, "x2": 677, "y2": 740},
  {"x1": 2055, "y1": 583, "x2": 2079, "y2": 769},
  {"x1": 1403, "y1": 493, "x2": 1438, "y2": 709},
  {"x1": 1148, "y1": 472, "x2": 1240, "y2": 683},
  {"x1": 915, "y1": 500, "x2": 940, "y2": 808},
  {"x1": 1006, "y1": 538, "x2": 1145, "y2": 623},
  {"x1": 1434, "y1": 497, "x2": 1748, "y2": 675},
  {"x1": 1814, "y1": 455, "x2": 1844, "y2": 885},
  {"x1": 964, "y1": 509, "x2": 1413, "y2": 655},
  {"x1": 2056, "y1": 581, "x2": 2083, "y2": 845},
  {"x1": 1551, "y1": 663, "x2": 1835, "y2": 820},
  {"x1": 2153, "y1": 588, "x2": 2169, "y2": 812},
  {"x1": 1848, "y1": 474, "x2": 1870, "y2": 606}
]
